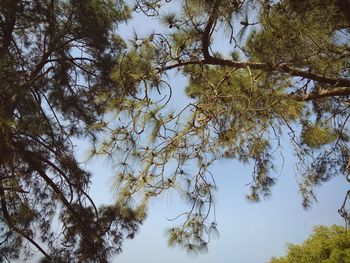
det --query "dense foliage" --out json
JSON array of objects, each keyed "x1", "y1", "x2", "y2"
[
  {"x1": 0, "y1": 1, "x2": 144, "y2": 262},
  {"x1": 269, "y1": 225, "x2": 350, "y2": 263},
  {"x1": 96, "y1": 0, "x2": 350, "y2": 253}
]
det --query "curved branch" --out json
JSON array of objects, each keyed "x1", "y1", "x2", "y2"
[
  {"x1": 19, "y1": 150, "x2": 76, "y2": 215},
  {"x1": 202, "y1": 12, "x2": 217, "y2": 61},
  {"x1": 0, "y1": 185, "x2": 51, "y2": 259},
  {"x1": 30, "y1": 152, "x2": 99, "y2": 219},
  {"x1": 25, "y1": 161, "x2": 72, "y2": 210}
]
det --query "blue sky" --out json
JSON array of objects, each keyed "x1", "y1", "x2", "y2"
[{"x1": 74, "y1": 6, "x2": 350, "y2": 262}]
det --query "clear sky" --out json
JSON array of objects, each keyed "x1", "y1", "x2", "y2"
[{"x1": 74, "y1": 6, "x2": 350, "y2": 263}]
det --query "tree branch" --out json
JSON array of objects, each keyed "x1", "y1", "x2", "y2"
[
  {"x1": 158, "y1": 10, "x2": 349, "y2": 93},
  {"x1": 0, "y1": 184, "x2": 51, "y2": 259},
  {"x1": 22, "y1": 151, "x2": 74, "y2": 213},
  {"x1": 0, "y1": 0, "x2": 19, "y2": 58},
  {"x1": 202, "y1": 12, "x2": 217, "y2": 61},
  {"x1": 159, "y1": 58, "x2": 350, "y2": 88},
  {"x1": 30, "y1": 152, "x2": 99, "y2": 219},
  {"x1": 278, "y1": 63, "x2": 350, "y2": 87},
  {"x1": 292, "y1": 87, "x2": 350, "y2": 101}
]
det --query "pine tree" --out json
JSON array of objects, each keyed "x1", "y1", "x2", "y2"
[
  {"x1": 0, "y1": 1, "x2": 144, "y2": 262},
  {"x1": 2, "y1": 0, "x2": 350, "y2": 259},
  {"x1": 101, "y1": 0, "x2": 350, "y2": 253}
]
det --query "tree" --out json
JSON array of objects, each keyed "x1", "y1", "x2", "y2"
[
  {"x1": 0, "y1": 1, "x2": 145, "y2": 262},
  {"x1": 94, "y1": 0, "x2": 350, "y2": 254},
  {"x1": 1, "y1": 0, "x2": 350, "y2": 260},
  {"x1": 269, "y1": 225, "x2": 350, "y2": 263}
]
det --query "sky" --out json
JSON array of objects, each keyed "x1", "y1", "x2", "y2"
[{"x1": 74, "y1": 4, "x2": 350, "y2": 263}]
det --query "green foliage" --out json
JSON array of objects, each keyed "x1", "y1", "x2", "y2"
[
  {"x1": 0, "y1": 0, "x2": 140, "y2": 262},
  {"x1": 111, "y1": 49, "x2": 161, "y2": 95},
  {"x1": 102, "y1": 0, "x2": 350, "y2": 254},
  {"x1": 269, "y1": 225, "x2": 350, "y2": 263},
  {"x1": 2, "y1": 0, "x2": 350, "y2": 260},
  {"x1": 246, "y1": 0, "x2": 343, "y2": 71},
  {"x1": 302, "y1": 124, "x2": 337, "y2": 149}
]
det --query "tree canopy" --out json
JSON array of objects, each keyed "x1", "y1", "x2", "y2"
[
  {"x1": 0, "y1": 0, "x2": 144, "y2": 262},
  {"x1": 269, "y1": 225, "x2": 350, "y2": 263},
  {"x1": 99, "y1": 0, "x2": 350, "y2": 254},
  {"x1": 1, "y1": 0, "x2": 350, "y2": 261}
]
